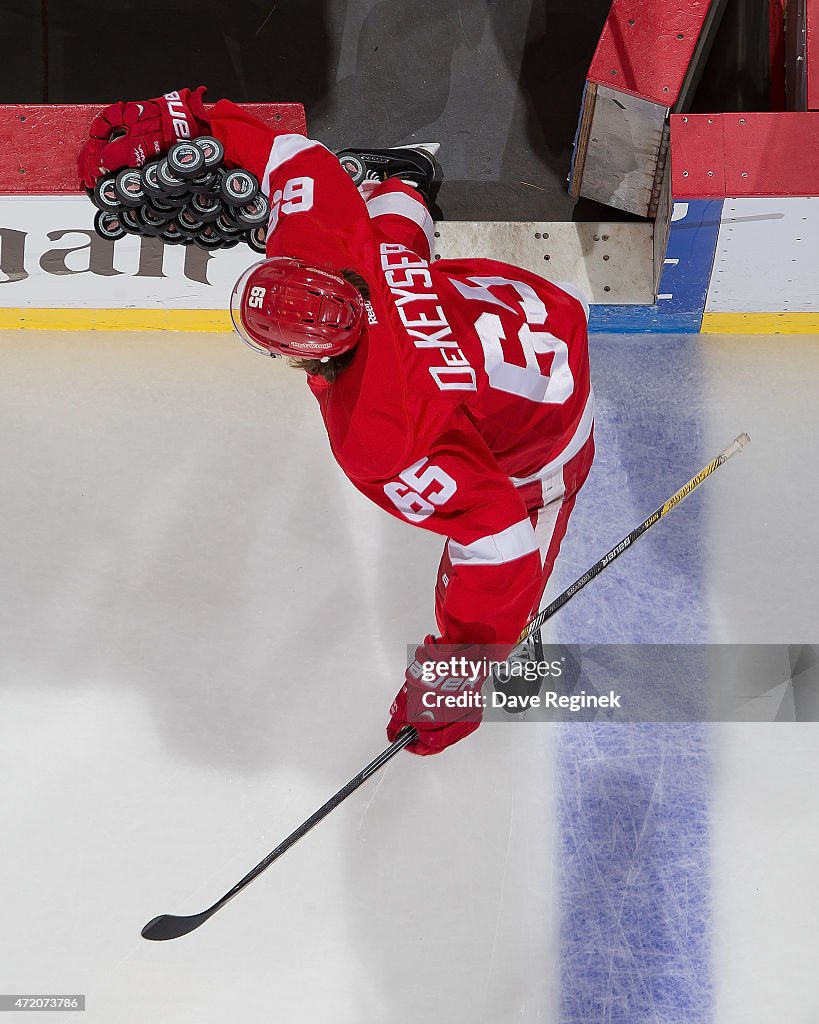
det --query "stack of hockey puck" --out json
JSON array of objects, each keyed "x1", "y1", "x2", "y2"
[{"x1": 88, "y1": 137, "x2": 269, "y2": 253}]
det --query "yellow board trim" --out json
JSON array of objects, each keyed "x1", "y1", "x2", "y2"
[
  {"x1": 702, "y1": 312, "x2": 819, "y2": 334},
  {"x1": 0, "y1": 308, "x2": 233, "y2": 332},
  {"x1": 6, "y1": 307, "x2": 819, "y2": 335}
]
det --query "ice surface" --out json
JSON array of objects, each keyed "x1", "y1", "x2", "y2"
[{"x1": 0, "y1": 330, "x2": 817, "y2": 1023}]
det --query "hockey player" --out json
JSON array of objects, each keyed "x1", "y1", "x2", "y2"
[{"x1": 79, "y1": 89, "x2": 595, "y2": 756}]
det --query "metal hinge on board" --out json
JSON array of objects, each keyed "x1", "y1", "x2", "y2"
[{"x1": 648, "y1": 122, "x2": 671, "y2": 221}]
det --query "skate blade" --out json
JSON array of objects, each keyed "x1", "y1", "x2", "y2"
[{"x1": 404, "y1": 142, "x2": 440, "y2": 158}]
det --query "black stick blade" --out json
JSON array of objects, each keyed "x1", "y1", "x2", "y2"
[
  {"x1": 141, "y1": 911, "x2": 214, "y2": 941},
  {"x1": 140, "y1": 729, "x2": 418, "y2": 943}
]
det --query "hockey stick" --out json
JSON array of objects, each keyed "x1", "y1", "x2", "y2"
[
  {"x1": 142, "y1": 434, "x2": 749, "y2": 941},
  {"x1": 515, "y1": 432, "x2": 751, "y2": 648},
  {"x1": 141, "y1": 725, "x2": 418, "y2": 941}
]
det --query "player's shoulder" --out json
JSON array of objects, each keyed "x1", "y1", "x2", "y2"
[
  {"x1": 432, "y1": 257, "x2": 589, "y2": 315},
  {"x1": 321, "y1": 331, "x2": 421, "y2": 482}
]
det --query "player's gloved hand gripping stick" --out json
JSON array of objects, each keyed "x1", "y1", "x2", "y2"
[{"x1": 141, "y1": 433, "x2": 749, "y2": 941}]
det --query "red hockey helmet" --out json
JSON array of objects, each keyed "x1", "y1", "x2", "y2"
[{"x1": 230, "y1": 257, "x2": 366, "y2": 359}]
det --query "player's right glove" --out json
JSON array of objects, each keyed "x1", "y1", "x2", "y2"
[
  {"x1": 387, "y1": 636, "x2": 484, "y2": 756},
  {"x1": 77, "y1": 87, "x2": 211, "y2": 189}
]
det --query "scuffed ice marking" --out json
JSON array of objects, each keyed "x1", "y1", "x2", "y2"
[{"x1": 558, "y1": 724, "x2": 711, "y2": 1024}]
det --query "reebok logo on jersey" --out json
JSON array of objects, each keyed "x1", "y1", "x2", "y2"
[{"x1": 363, "y1": 300, "x2": 378, "y2": 325}]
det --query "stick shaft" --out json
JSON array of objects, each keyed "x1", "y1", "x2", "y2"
[
  {"x1": 517, "y1": 433, "x2": 750, "y2": 646},
  {"x1": 143, "y1": 435, "x2": 749, "y2": 939},
  {"x1": 209, "y1": 727, "x2": 417, "y2": 914}
]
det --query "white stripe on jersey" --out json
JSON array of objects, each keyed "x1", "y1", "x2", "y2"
[
  {"x1": 531, "y1": 471, "x2": 567, "y2": 570},
  {"x1": 366, "y1": 191, "x2": 435, "y2": 260},
  {"x1": 447, "y1": 518, "x2": 539, "y2": 567},
  {"x1": 262, "y1": 134, "x2": 323, "y2": 192},
  {"x1": 510, "y1": 388, "x2": 595, "y2": 486}
]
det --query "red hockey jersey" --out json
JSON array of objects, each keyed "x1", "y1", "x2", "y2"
[{"x1": 210, "y1": 102, "x2": 594, "y2": 648}]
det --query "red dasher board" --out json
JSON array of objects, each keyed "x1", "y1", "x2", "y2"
[
  {"x1": 570, "y1": 0, "x2": 728, "y2": 219},
  {"x1": 587, "y1": 0, "x2": 720, "y2": 107},
  {"x1": 0, "y1": 103, "x2": 306, "y2": 194},
  {"x1": 670, "y1": 111, "x2": 819, "y2": 198}
]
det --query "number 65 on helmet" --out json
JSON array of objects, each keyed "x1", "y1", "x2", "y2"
[{"x1": 230, "y1": 257, "x2": 366, "y2": 359}]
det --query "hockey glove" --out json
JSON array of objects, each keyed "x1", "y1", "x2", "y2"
[
  {"x1": 387, "y1": 636, "x2": 484, "y2": 756},
  {"x1": 78, "y1": 87, "x2": 211, "y2": 188}
]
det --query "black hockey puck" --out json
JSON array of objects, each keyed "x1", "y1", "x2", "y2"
[
  {"x1": 220, "y1": 168, "x2": 259, "y2": 206},
  {"x1": 145, "y1": 195, "x2": 179, "y2": 217},
  {"x1": 94, "y1": 209, "x2": 127, "y2": 241},
  {"x1": 232, "y1": 193, "x2": 270, "y2": 229},
  {"x1": 214, "y1": 212, "x2": 242, "y2": 239},
  {"x1": 140, "y1": 200, "x2": 174, "y2": 224},
  {"x1": 160, "y1": 190, "x2": 190, "y2": 209},
  {"x1": 139, "y1": 204, "x2": 172, "y2": 233},
  {"x1": 193, "y1": 136, "x2": 225, "y2": 169},
  {"x1": 93, "y1": 174, "x2": 123, "y2": 213},
  {"x1": 186, "y1": 170, "x2": 218, "y2": 195},
  {"x1": 159, "y1": 220, "x2": 185, "y2": 245},
  {"x1": 246, "y1": 225, "x2": 267, "y2": 253},
  {"x1": 141, "y1": 161, "x2": 166, "y2": 198},
  {"x1": 114, "y1": 168, "x2": 146, "y2": 207},
  {"x1": 131, "y1": 207, "x2": 164, "y2": 237},
  {"x1": 337, "y1": 152, "x2": 366, "y2": 186},
  {"x1": 177, "y1": 207, "x2": 205, "y2": 236},
  {"x1": 156, "y1": 158, "x2": 188, "y2": 195},
  {"x1": 214, "y1": 202, "x2": 242, "y2": 228},
  {"x1": 196, "y1": 224, "x2": 226, "y2": 250},
  {"x1": 119, "y1": 208, "x2": 143, "y2": 235},
  {"x1": 189, "y1": 191, "x2": 222, "y2": 222},
  {"x1": 167, "y1": 141, "x2": 206, "y2": 180}
]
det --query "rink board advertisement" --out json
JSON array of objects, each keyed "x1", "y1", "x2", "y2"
[
  {"x1": 3, "y1": 106, "x2": 819, "y2": 333},
  {"x1": 0, "y1": 192, "x2": 718, "y2": 335},
  {"x1": 0, "y1": 196, "x2": 254, "y2": 331},
  {"x1": 0, "y1": 100, "x2": 305, "y2": 331},
  {"x1": 0, "y1": 195, "x2": 659, "y2": 333}
]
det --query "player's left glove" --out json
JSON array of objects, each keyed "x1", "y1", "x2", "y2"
[
  {"x1": 77, "y1": 87, "x2": 211, "y2": 189},
  {"x1": 387, "y1": 636, "x2": 484, "y2": 756}
]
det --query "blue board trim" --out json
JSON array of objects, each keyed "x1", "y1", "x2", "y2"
[
  {"x1": 587, "y1": 199, "x2": 723, "y2": 333},
  {"x1": 589, "y1": 307, "x2": 703, "y2": 334}
]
